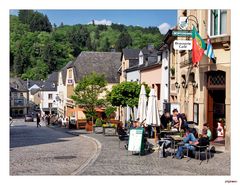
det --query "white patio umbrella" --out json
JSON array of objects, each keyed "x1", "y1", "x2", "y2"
[
  {"x1": 136, "y1": 85, "x2": 147, "y2": 125},
  {"x1": 146, "y1": 88, "x2": 161, "y2": 126},
  {"x1": 146, "y1": 88, "x2": 161, "y2": 144}
]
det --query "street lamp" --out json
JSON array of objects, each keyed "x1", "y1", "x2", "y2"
[
  {"x1": 181, "y1": 80, "x2": 187, "y2": 88},
  {"x1": 192, "y1": 80, "x2": 198, "y2": 89},
  {"x1": 175, "y1": 82, "x2": 180, "y2": 89}
]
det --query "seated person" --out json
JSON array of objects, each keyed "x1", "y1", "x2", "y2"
[
  {"x1": 133, "y1": 120, "x2": 140, "y2": 128},
  {"x1": 203, "y1": 123, "x2": 212, "y2": 140},
  {"x1": 180, "y1": 113, "x2": 188, "y2": 131},
  {"x1": 158, "y1": 139, "x2": 172, "y2": 158},
  {"x1": 172, "y1": 109, "x2": 182, "y2": 131},
  {"x1": 175, "y1": 128, "x2": 209, "y2": 159},
  {"x1": 160, "y1": 112, "x2": 172, "y2": 129}
]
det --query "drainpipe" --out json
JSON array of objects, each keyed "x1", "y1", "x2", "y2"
[{"x1": 167, "y1": 46, "x2": 171, "y2": 106}]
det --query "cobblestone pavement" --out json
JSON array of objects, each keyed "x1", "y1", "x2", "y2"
[
  {"x1": 10, "y1": 120, "x2": 230, "y2": 176},
  {"x1": 57, "y1": 129, "x2": 230, "y2": 176},
  {"x1": 10, "y1": 119, "x2": 100, "y2": 175}
]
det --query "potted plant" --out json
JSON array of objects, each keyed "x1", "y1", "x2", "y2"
[
  {"x1": 93, "y1": 118, "x2": 103, "y2": 133},
  {"x1": 103, "y1": 123, "x2": 117, "y2": 136},
  {"x1": 85, "y1": 111, "x2": 96, "y2": 132},
  {"x1": 103, "y1": 106, "x2": 117, "y2": 136}
]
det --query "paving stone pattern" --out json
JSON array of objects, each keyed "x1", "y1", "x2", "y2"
[{"x1": 10, "y1": 120, "x2": 98, "y2": 175}]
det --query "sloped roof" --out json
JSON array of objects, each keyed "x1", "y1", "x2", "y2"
[
  {"x1": 41, "y1": 72, "x2": 58, "y2": 91},
  {"x1": 47, "y1": 71, "x2": 58, "y2": 84},
  {"x1": 28, "y1": 80, "x2": 44, "y2": 89},
  {"x1": 72, "y1": 51, "x2": 122, "y2": 83},
  {"x1": 122, "y1": 48, "x2": 140, "y2": 60},
  {"x1": 129, "y1": 59, "x2": 139, "y2": 68},
  {"x1": 41, "y1": 81, "x2": 57, "y2": 91},
  {"x1": 10, "y1": 78, "x2": 28, "y2": 92}
]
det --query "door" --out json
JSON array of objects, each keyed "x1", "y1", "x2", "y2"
[{"x1": 207, "y1": 71, "x2": 226, "y2": 141}]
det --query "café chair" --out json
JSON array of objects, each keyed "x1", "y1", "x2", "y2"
[{"x1": 187, "y1": 144, "x2": 211, "y2": 165}]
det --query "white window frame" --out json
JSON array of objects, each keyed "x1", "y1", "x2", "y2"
[{"x1": 208, "y1": 9, "x2": 228, "y2": 38}]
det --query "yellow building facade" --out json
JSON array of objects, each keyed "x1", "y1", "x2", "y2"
[{"x1": 168, "y1": 9, "x2": 231, "y2": 150}]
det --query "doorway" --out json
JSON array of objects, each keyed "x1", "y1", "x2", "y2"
[{"x1": 206, "y1": 71, "x2": 226, "y2": 144}]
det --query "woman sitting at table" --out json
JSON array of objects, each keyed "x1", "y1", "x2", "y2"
[
  {"x1": 175, "y1": 128, "x2": 209, "y2": 159},
  {"x1": 171, "y1": 109, "x2": 182, "y2": 131}
]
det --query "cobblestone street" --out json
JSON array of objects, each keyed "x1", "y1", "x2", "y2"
[
  {"x1": 10, "y1": 119, "x2": 100, "y2": 175},
  {"x1": 10, "y1": 119, "x2": 230, "y2": 176},
  {"x1": 51, "y1": 126, "x2": 230, "y2": 176}
]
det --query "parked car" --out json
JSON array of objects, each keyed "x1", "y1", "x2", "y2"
[{"x1": 25, "y1": 114, "x2": 34, "y2": 122}]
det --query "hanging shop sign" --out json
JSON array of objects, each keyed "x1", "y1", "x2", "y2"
[
  {"x1": 178, "y1": 16, "x2": 188, "y2": 30},
  {"x1": 172, "y1": 30, "x2": 192, "y2": 37},
  {"x1": 173, "y1": 40, "x2": 192, "y2": 50}
]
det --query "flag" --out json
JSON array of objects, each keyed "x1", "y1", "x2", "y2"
[
  {"x1": 192, "y1": 26, "x2": 206, "y2": 66},
  {"x1": 205, "y1": 35, "x2": 216, "y2": 63}
]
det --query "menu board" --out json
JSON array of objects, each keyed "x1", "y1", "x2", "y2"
[{"x1": 128, "y1": 128, "x2": 144, "y2": 152}]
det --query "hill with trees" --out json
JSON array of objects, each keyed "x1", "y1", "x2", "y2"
[{"x1": 10, "y1": 10, "x2": 164, "y2": 80}]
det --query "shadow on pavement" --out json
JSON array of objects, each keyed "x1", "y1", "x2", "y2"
[{"x1": 10, "y1": 123, "x2": 77, "y2": 148}]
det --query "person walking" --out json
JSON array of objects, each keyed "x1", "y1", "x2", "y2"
[
  {"x1": 47, "y1": 114, "x2": 50, "y2": 126},
  {"x1": 37, "y1": 113, "x2": 41, "y2": 128}
]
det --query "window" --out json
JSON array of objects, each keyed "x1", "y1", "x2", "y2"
[
  {"x1": 48, "y1": 94, "x2": 53, "y2": 100},
  {"x1": 210, "y1": 9, "x2": 227, "y2": 36},
  {"x1": 20, "y1": 92, "x2": 23, "y2": 97},
  {"x1": 48, "y1": 103, "x2": 52, "y2": 108},
  {"x1": 68, "y1": 69, "x2": 72, "y2": 78},
  {"x1": 14, "y1": 99, "x2": 24, "y2": 106},
  {"x1": 155, "y1": 84, "x2": 161, "y2": 100}
]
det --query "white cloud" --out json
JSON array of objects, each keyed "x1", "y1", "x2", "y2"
[
  {"x1": 158, "y1": 22, "x2": 171, "y2": 34},
  {"x1": 88, "y1": 19, "x2": 112, "y2": 26}
]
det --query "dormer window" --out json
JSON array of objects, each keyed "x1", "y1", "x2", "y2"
[
  {"x1": 139, "y1": 51, "x2": 144, "y2": 65},
  {"x1": 52, "y1": 83, "x2": 55, "y2": 88},
  {"x1": 68, "y1": 69, "x2": 73, "y2": 79}
]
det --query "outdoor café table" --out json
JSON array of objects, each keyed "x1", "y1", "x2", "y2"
[
  {"x1": 169, "y1": 135, "x2": 184, "y2": 157},
  {"x1": 160, "y1": 129, "x2": 179, "y2": 139}
]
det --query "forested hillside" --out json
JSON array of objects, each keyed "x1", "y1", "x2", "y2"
[{"x1": 10, "y1": 10, "x2": 163, "y2": 80}]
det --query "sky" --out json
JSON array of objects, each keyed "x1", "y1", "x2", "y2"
[{"x1": 10, "y1": 10, "x2": 177, "y2": 34}]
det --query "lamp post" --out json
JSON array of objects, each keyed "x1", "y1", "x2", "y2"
[
  {"x1": 175, "y1": 82, "x2": 180, "y2": 89},
  {"x1": 181, "y1": 80, "x2": 187, "y2": 88},
  {"x1": 192, "y1": 80, "x2": 198, "y2": 89}
]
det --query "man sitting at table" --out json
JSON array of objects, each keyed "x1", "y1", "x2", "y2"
[
  {"x1": 160, "y1": 112, "x2": 172, "y2": 129},
  {"x1": 175, "y1": 128, "x2": 209, "y2": 159}
]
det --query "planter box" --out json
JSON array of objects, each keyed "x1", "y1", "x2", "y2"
[
  {"x1": 85, "y1": 122, "x2": 93, "y2": 132},
  {"x1": 93, "y1": 126, "x2": 103, "y2": 134},
  {"x1": 103, "y1": 127, "x2": 117, "y2": 136}
]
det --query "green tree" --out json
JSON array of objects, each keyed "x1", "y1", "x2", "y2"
[
  {"x1": 115, "y1": 31, "x2": 132, "y2": 51},
  {"x1": 18, "y1": 10, "x2": 34, "y2": 24},
  {"x1": 101, "y1": 37, "x2": 110, "y2": 51},
  {"x1": 21, "y1": 60, "x2": 48, "y2": 80},
  {"x1": 107, "y1": 82, "x2": 150, "y2": 120},
  {"x1": 71, "y1": 73, "x2": 107, "y2": 122},
  {"x1": 67, "y1": 25, "x2": 89, "y2": 56},
  {"x1": 29, "y1": 12, "x2": 52, "y2": 32}
]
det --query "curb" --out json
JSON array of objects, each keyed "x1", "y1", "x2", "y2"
[
  {"x1": 71, "y1": 135, "x2": 102, "y2": 175},
  {"x1": 47, "y1": 125, "x2": 102, "y2": 175}
]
